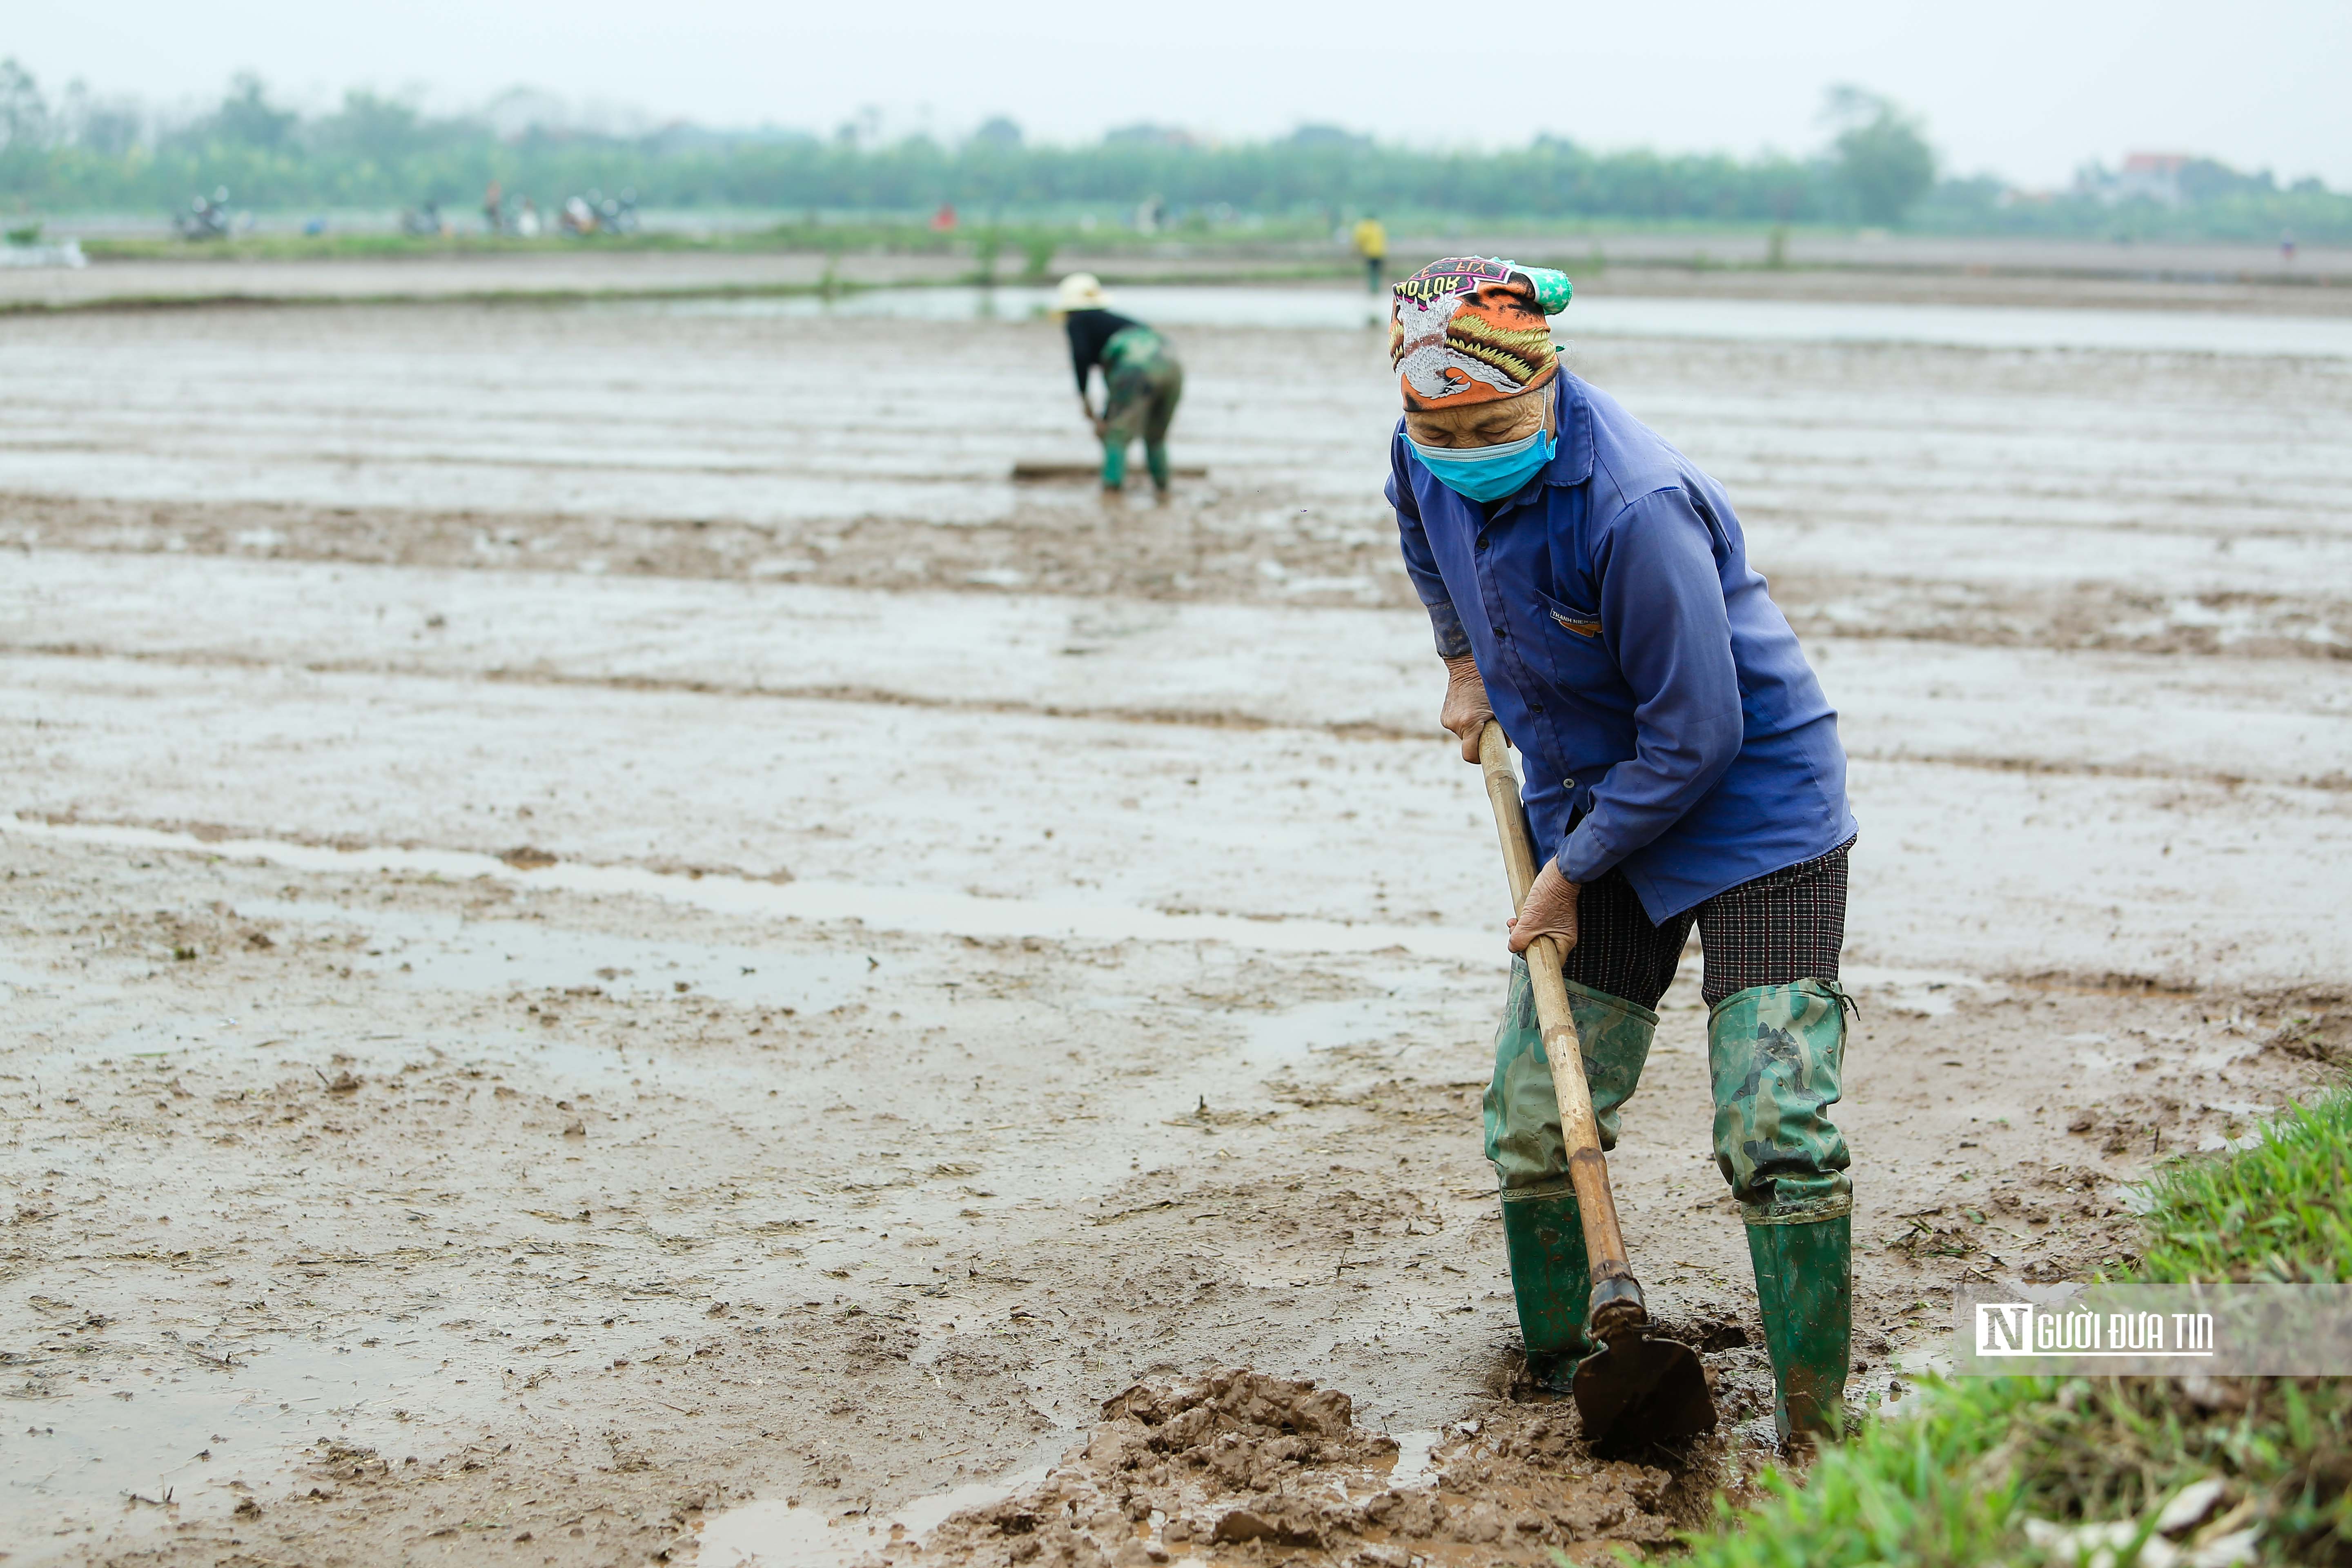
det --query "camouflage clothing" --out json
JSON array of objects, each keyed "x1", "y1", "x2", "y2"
[
  {"x1": 1483, "y1": 965, "x2": 1853, "y2": 1225},
  {"x1": 1483, "y1": 961, "x2": 1656, "y2": 1189},
  {"x1": 1484, "y1": 962, "x2": 1657, "y2": 1372},
  {"x1": 1707, "y1": 979, "x2": 1853, "y2": 1224},
  {"x1": 1099, "y1": 327, "x2": 1183, "y2": 490}
]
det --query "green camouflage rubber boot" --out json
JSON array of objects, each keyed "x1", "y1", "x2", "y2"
[
  {"x1": 1708, "y1": 979, "x2": 1854, "y2": 1442},
  {"x1": 1485, "y1": 960, "x2": 1658, "y2": 1385},
  {"x1": 1145, "y1": 441, "x2": 1171, "y2": 491},
  {"x1": 1746, "y1": 1212, "x2": 1853, "y2": 1443},
  {"x1": 1497, "y1": 1183, "x2": 1590, "y2": 1385}
]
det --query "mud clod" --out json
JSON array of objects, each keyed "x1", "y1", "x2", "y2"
[{"x1": 893, "y1": 1370, "x2": 1736, "y2": 1567}]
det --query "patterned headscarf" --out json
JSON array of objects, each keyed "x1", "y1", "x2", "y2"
[{"x1": 1390, "y1": 257, "x2": 1574, "y2": 412}]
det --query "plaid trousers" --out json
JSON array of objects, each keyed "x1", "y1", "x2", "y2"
[{"x1": 1561, "y1": 837, "x2": 1854, "y2": 1009}]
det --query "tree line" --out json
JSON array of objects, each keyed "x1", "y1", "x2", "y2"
[{"x1": 2, "y1": 61, "x2": 2344, "y2": 243}]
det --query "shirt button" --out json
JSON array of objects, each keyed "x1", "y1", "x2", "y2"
[
  {"x1": 1530, "y1": 702, "x2": 1545, "y2": 715},
  {"x1": 1475, "y1": 535, "x2": 1489, "y2": 551},
  {"x1": 1561, "y1": 779, "x2": 1575, "y2": 792},
  {"x1": 1494, "y1": 625, "x2": 1510, "y2": 641}
]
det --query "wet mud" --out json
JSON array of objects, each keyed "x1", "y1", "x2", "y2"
[
  {"x1": 4, "y1": 833, "x2": 2334, "y2": 1566},
  {"x1": 890, "y1": 1368, "x2": 1743, "y2": 1568},
  {"x1": 3, "y1": 310, "x2": 2345, "y2": 662},
  {"x1": 5, "y1": 237, "x2": 2346, "y2": 316},
  {"x1": 2, "y1": 298, "x2": 2346, "y2": 1566}
]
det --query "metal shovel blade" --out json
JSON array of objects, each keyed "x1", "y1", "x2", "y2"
[{"x1": 1573, "y1": 1333, "x2": 1717, "y2": 1456}]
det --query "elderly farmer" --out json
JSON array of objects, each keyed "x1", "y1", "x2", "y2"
[
  {"x1": 1054, "y1": 273, "x2": 1185, "y2": 496},
  {"x1": 1386, "y1": 257, "x2": 1860, "y2": 1443}
]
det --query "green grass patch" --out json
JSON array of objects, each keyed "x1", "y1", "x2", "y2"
[
  {"x1": 1679, "y1": 1379, "x2": 2031, "y2": 1566},
  {"x1": 2133, "y1": 1091, "x2": 2352, "y2": 1286},
  {"x1": 1676, "y1": 1081, "x2": 2352, "y2": 1567}
]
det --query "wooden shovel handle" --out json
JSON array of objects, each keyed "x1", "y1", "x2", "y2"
[{"x1": 1477, "y1": 722, "x2": 1644, "y2": 1328}]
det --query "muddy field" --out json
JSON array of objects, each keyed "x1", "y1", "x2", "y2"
[
  {"x1": 2, "y1": 288, "x2": 2348, "y2": 1567},
  {"x1": 7, "y1": 236, "x2": 2349, "y2": 316}
]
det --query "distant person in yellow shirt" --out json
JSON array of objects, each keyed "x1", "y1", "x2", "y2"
[{"x1": 1353, "y1": 216, "x2": 1388, "y2": 294}]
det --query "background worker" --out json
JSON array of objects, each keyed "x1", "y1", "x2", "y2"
[
  {"x1": 1353, "y1": 214, "x2": 1389, "y2": 294},
  {"x1": 1384, "y1": 257, "x2": 1862, "y2": 1446},
  {"x1": 1054, "y1": 273, "x2": 1185, "y2": 497}
]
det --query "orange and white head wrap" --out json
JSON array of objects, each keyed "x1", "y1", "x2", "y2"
[{"x1": 1390, "y1": 257, "x2": 1574, "y2": 412}]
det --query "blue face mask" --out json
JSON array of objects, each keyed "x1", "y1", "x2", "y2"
[{"x1": 1406, "y1": 426, "x2": 1558, "y2": 502}]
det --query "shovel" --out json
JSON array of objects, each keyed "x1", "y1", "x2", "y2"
[{"x1": 1476, "y1": 720, "x2": 1717, "y2": 1455}]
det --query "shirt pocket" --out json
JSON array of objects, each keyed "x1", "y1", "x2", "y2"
[
  {"x1": 1530, "y1": 590, "x2": 1618, "y2": 700},
  {"x1": 1544, "y1": 601, "x2": 1602, "y2": 639},
  {"x1": 1537, "y1": 588, "x2": 1605, "y2": 641}
]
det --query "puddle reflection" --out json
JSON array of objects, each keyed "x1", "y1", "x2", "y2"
[{"x1": 4, "y1": 1335, "x2": 488, "y2": 1558}]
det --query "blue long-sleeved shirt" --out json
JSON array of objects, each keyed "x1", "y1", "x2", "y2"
[{"x1": 1388, "y1": 371, "x2": 1856, "y2": 921}]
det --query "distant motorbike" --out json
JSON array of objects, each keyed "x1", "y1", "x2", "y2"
[
  {"x1": 399, "y1": 202, "x2": 449, "y2": 238},
  {"x1": 174, "y1": 188, "x2": 235, "y2": 241}
]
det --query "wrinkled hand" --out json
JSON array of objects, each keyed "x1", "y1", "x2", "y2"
[
  {"x1": 1507, "y1": 860, "x2": 1581, "y2": 957},
  {"x1": 1439, "y1": 654, "x2": 1494, "y2": 764}
]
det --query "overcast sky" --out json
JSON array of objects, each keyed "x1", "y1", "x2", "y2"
[{"x1": 16, "y1": 0, "x2": 2350, "y2": 188}]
